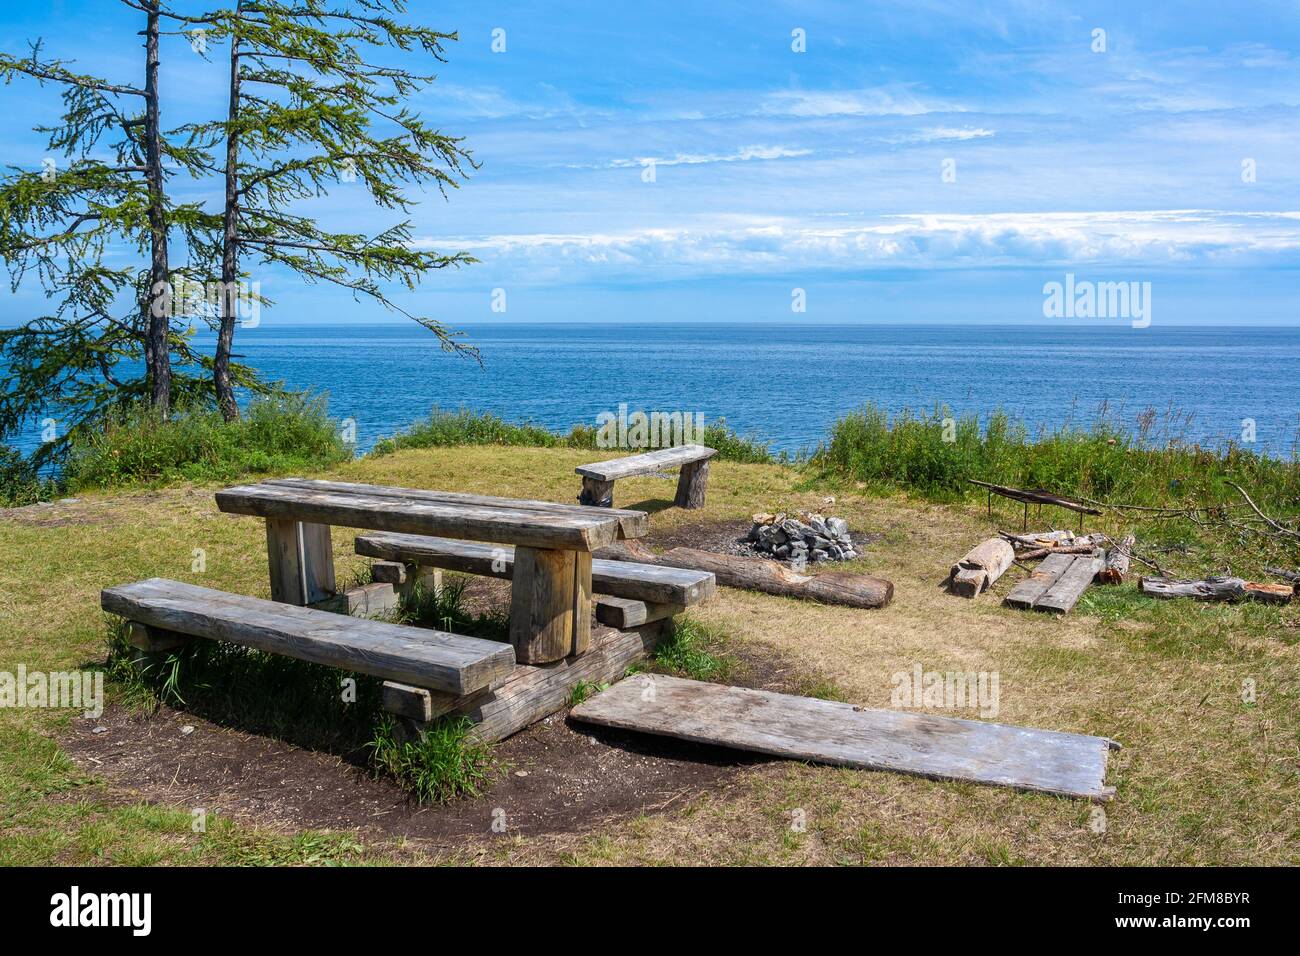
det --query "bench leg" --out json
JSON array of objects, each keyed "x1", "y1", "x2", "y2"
[
  {"x1": 509, "y1": 546, "x2": 577, "y2": 664},
  {"x1": 579, "y1": 476, "x2": 615, "y2": 508},
  {"x1": 674, "y1": 458, "x2": 711, "y2": 509},
  {"x1": 266, "y1": 518, "x2": 336, "y2": 605},
  {"x1": 124, "y1": 621, "x2": 191, "y2": 677}
]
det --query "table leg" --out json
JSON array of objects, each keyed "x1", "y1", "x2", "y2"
[
  {"x1": 266, "y1": 518, "x2": 336, "y2": 605},
  {"x1": 572, "y1": 551, "x2": 593, "y2": 656},
  {"x1": 510, "y1": 545, "x2": 589, "y2": 664}
]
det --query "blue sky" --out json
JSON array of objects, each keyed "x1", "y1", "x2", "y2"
[{"x1": 2, "y1": 0, "x2": 1299, "y2": 325}]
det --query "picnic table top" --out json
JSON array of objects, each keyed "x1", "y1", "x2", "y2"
[{"x1": 215, "y1": 477, "x2": 646, "y2": 553}]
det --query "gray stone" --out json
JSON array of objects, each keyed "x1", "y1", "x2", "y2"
[{"x1": 827, "y1": 517, "x2": 849, "y2": 538}]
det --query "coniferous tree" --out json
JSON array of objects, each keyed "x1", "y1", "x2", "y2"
[
  {"x1": 196, "y1": 0, "x2": 479, "y2": 421},
  {"x1": 0, "y1": 2, "x2": 214, "y2": 459}
]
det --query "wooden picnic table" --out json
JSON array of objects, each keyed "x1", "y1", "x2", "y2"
[{"x1": 215, "y1": 477, "x2": 649, "y2": 665}]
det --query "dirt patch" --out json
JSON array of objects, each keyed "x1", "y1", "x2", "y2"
[{"x1": 60, "y1": 701, "x2": 762, "y2": 847}]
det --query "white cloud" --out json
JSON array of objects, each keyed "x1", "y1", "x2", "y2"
[{"x1": 417, "y1": 210, "x2": 1300, "y2": 281}]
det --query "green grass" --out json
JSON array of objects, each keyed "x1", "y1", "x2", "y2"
[
  {"x1": 368, "y1": 406, "x2": 777, "y2": 464},
  {"x1": 367, "y1": 714, "x2": 494, "y2": 804},
  {"x1": 61, "y1": 394, "x2": 351, "y2": 491},
  {"x1": 811, "y1": 402, "x2": 1300, "y2": 574},
  {"x1": 652, "y1": 616, "x2": 734, "y2": 682},
  {"x1": 396, "y1": 576, "x2": 510, "y2": 641}
]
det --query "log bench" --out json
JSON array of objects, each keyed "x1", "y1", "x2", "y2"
[
  {"x1": 354, "y1": 532, "x2": 715, "y2": 628},
  {"x1": 101, "y1": 578, "x2": 516, "y2": 695},
  {"x1": 575, "y1": 444, "x2": 716, "y2": 509}
]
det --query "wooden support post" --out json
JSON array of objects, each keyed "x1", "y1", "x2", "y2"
[
  {"x1": 125, "y1": 621, "x2": 191, "y2": 677},
  {"x1": 674, "y1": 458, "x2": 710, "y2": 509},
  {"x1": 578, "y1": 476, "x2": 615, "y2": 508},
  {"x1": 509, "y1": 546, "x2": 577, "y2": 664},
  {"x1": 265, "y1": 518, "x2": 336, "y2": 605},
  {"x1": 572, "y1": 551, "x2": 593, "y2": 656}
]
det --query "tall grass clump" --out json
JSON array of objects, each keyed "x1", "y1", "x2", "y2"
[
  {"x1": 367, "y1": 714, "x2": 493, "y2": 803},
  {"x1": 63, "y1": 394, "x2": 350, "y2": 489},
  {"x1": 813, "y1": 402, "x2": 1300, "y2": 512},
  {"x1": 0, "y1": 444, "x2": 56, "y2": 507},
  {"x1": 369, "y1": 406, "x2": 776, "y2": 463}
]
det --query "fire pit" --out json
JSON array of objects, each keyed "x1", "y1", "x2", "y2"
[{"x1": 748, "y1": 512, "x2": 858, "y2": 563}]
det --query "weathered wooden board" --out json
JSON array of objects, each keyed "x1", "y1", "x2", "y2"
[
  {"x1": 101, "y1": 578, "x2": 515, "y2": 695},
  {"x1": 576, "y1": 444, "x2": 716, "y2": 482},
  {"x1": 1003, "y1": 552, "x2": 1074, "y2": 609},
  {"x1": 355, "y1": 533, "x2": 715, "y2": 606},
  {"x1": 384, "y1": 622, "x2": 665, "y2": 744},
  {"x1": 1035, "y1": 553, "x2": 1104, "y2": 614},
  {"x1": 263, "y1": 477, "x2": 648, "y2": 539},
  {"x1": 949, "y1": 537, "x2": 1015, "y2": 597},
  {"x1": 217, "y1": 483, "x2": 622, "y2": 552},
  {"x1": 571, "y1": 673, "x2": 1117, "y2": 801},
  {"x1": 594, "y1": 594, "x2": 685, "y2": 629}
]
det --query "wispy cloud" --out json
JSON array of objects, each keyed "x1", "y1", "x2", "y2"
[{"x1": 602, "y1": 145, "x2": 812, "y2": 169}]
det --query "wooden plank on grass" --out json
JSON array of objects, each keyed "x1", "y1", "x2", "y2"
[
  {"x1": 571, "y1": 673, "x2": 1117, "y2": 802},
  {"x1": 1034, "y1": 553, "x2": 1104, "y2": 614},
  {"x1": 101, "y1": 578, "x2": 515, "y2": 695},
  {"x1": 263, "y1": 477, "x2": 648, "y2": 539},
  {"x1": 217, "y1": 483, "x2": 622, "y2": 552},
  {"x1": 1003, "y1": 552, "x2": 1074, "y2": 609}
]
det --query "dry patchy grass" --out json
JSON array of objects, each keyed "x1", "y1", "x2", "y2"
[{"x1": 1, "y1": 446, "x2": 1297, "y2": 866}]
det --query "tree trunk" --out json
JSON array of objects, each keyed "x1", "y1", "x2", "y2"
[
  {"x1": 142, "y1": 4, "x2": 171, "y2": 419},
  {"x1": 596, "y1": 541, "x2": 893, "y2": 609},
  {"x1": 214, "y1": 17, "x2": 241, "y2": 422}
]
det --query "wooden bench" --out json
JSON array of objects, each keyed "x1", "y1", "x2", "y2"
[
  {"x1": 354, "y1": 532, "x2": 715, "y2": 627},
  {"x1": 575, "y1": 444, "x2": 716, "y2": 509},
  {"x1": 102, "y1": 578, "x2": 516, "y2": 695}
]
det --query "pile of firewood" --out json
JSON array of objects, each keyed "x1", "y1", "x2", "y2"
[{"x1": 946, "y1": 528, "x2": 1297, "y2": 610}]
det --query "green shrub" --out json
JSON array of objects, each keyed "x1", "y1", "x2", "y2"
[
  {"x1": 0, "y1": 444, "x2": 55, "y2": 507},
  {"x1": 369, "y1": 406, "x2": 776, "y2": 464},
  {"x1": 63, "y1": 394, "x2": 350, "y2": 489}
]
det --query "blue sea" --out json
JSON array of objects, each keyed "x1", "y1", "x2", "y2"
[{"x1": 15, "y1": 323, "x2": 1300, "y2": 459}]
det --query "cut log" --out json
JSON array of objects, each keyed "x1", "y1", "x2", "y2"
[
  {"x1": 384, "y1": 621, "x2": 664, "y2": 744},
  {"x1": 1139, "y1": 576, "x2": 1294, "y2": 604},
  {"x1": 948, "y1": 537, "x2": 1014, "y2": 597},
  {"x1": 570, "y1": 673, "x2": 1117, "y2": 802},
  {"x1": 1001, "y1": 530, "x2": 1078, "y2": 548},
  {"x1": 1097, "y1": 535, "x2": 1135, "y2": 584},
  {"x1": 595, "y1": 540, "x2": 893, "y2": 609},
  {"x1": 674, "y1": 458, "x2": 711, "y2": 509}
]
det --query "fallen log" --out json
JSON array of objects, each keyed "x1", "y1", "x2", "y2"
[
  {"x1": 1263, "y1": 566, "x2": 1300, "y2": 588},
  {"x1": 948, "y1": 537, "x2": 1015, "y2": 598},
  {"x1": 1138, "y1": 576, "x2": 1293, "y2": 604},
  {"x1": 595, "y1": 541, "x2": 893, "y2": 609},
  {"x1": 1000, "y1": 530, "x2": 1077, "y2": 548},
  {"x1": 1097, "y1": 535, "x2": 1135, "y2": 584}
]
